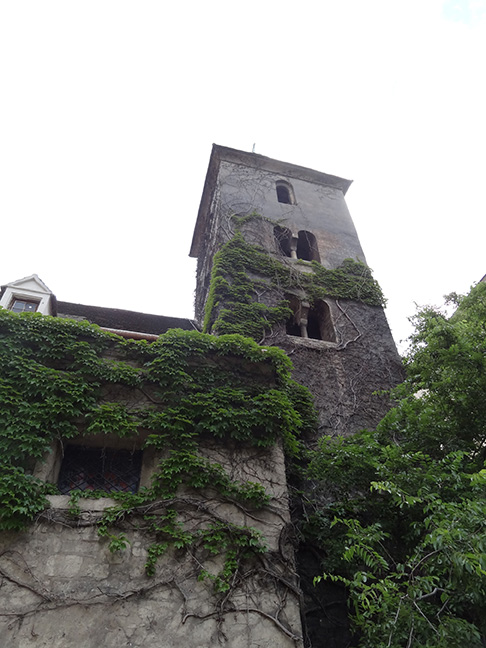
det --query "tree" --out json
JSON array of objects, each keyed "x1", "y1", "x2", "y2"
[{"x1": 305, "y1": 282, "x2": 486, "y2": 647}]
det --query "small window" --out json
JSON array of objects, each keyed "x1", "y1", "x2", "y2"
[
  {"x1": 276, "y1": 181, "x2": 295, "y2": 205},
  {"x1": 10, "y1": 299, "x2": 39, "y2": 313},
  {"x1": 297, "y1": 231, "x2": 320, "y2": 262},
  {"x1": 58, "y1": 446, "x2": 142, "y2": 494},
  {"x1": 274, "y1": 225, "x2": 293, "y2": 257}
]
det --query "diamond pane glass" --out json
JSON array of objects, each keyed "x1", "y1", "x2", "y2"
[{"x1": 58, "y1": 446, "x2": 142, "y2": 494}]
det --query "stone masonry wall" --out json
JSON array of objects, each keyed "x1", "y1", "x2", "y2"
[
  {"x1": 199, "y1": 211, "x2": 404, "y2": 438},
  {"x1": 192, "y1": 154, "x2": 404, "y2": 647},
  {"x1": 0, "y1": 440, "x2": 304, "y2": 648},
  {"x1": 0, "y1": 334, "x2": 305, "y2": 648}
]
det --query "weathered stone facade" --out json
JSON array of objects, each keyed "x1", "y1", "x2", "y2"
[
  {"x1": 191, "y1": 146, "x2": 403, "y2": 439},
  {"x1": 0, "y1": 340, "x2": 305, "y2": 647},
  {"x1": 189, "y1": 146, "x2": 404, "y2": 646},
  {"x1": 0, "y1": 442, "x2": 302, "y2": 648},
  {"x1": 1, "y1": 145, "x2": 403, "y2": 647}
]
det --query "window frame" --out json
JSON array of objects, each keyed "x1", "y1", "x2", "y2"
[
  {"x1": 0, "y1": 277, "x2": 53, "y2": 316},
  {"x1": 34, "y1": 436, "x2": 157, "y2": 507},
  {"x1": 9, "y1": 298, "x2": 40, "y2": 313}
]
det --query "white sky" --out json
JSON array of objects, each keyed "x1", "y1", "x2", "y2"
[{"x1": 1, "y1": 0, "x2": 485, "y2": 351}]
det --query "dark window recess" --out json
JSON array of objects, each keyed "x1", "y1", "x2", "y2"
[
  {"x1": 11, "y1": 299, "x2": 39, "y2": 313},
  {"x1": 286, "y1": 318, "x2": 301, "y2": 336},
  {"x1": 274, "y1": 225, "x2": 292, "y2": 257},
  {"x1": 276, "y1": 181, "x2": 295, "y2": 205},
  {"x1": 307, "y1": 308, "x2": 322, "y2": 339},
  {"x1": 58, "y1": 446, "x2": 142, "y2": 494},
  {"x1": 276, "y1": 184, "x2": 291, "y2": 204},
  {"x1": 286, "y1": 296, "x2": 336, "y2": 342},
  {"x1": 308, "y1": 301, "x2": 336, "y2": 342},
  {"x1": 285, "y1": 295, "x2": 302, "y2": 336},
  {"x1": 297, "y1": 230, "x2": 320, "y2": 262}
]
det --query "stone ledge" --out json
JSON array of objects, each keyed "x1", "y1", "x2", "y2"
[
  {"x1": 286, "y1": 336, "x2": 338, "y2": 350},
  {"x1": 47, "y1": 495, "x2": 117, "y2": 511}
]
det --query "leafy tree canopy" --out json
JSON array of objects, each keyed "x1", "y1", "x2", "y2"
[{"x1": 306, "y1": 281, "x2": 486, "y2": 647}]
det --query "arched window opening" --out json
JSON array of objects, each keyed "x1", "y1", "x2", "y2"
[
  {"x1": 276, "y1": 185, "x2": 291, "y2": 204},
  {"x1": 274, "y1": 225, "x2": 293, "y2": 257},
  {"x1": 276, "y1": 181, "x2": 295, "y2": 205},
  {"x1": 285, "y1": 296, "x2": 336, "y2": 342},
  {"x1": 307, "y1": 301, "x2": 336, "y2": 342},
  {"x1": 297, "y1": 230, "x2": 320, "y2": 262}
]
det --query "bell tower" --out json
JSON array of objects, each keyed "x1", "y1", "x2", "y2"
[{"x1": 190, "y1": 145, "x2": 403, "y2": 439}]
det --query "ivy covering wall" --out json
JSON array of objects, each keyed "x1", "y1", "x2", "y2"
[
  {"x1": 203, "y1": 227, "x2": 385, "y2": 340},
  {"x1": 0, "y1": 308, "x2": 316, "y2": 589},
  {"x1": 0, "y1": 216, "x2": 389, "y2": 642}
]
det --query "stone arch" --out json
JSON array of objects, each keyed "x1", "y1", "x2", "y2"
[{"x1": 286, "y1": 296, "x2": 335, "y2": 342}]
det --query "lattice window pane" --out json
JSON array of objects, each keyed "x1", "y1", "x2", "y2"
[
  {"x1": 11, "y1": 299, "x2": 39, "y2": 313},
  {"x1": 58, "y1": 446, "x2": 142, "y2": 494}
]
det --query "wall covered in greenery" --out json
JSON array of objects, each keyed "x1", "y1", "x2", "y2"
[
  {"x1": 203, "y1": 227, "x2": 385, "y2": 341},
  {"x1": 0, "y1": 308, "x2": 316, "y2": 591}
]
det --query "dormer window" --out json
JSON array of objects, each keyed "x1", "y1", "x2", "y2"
[
  {"x1": 10, "y1": 299, "x2": 39, "y2": 313},
  {"x1": 276, "y1": 181, "x2": 295, "y2": 205},
  {"x1": 0, "y1": 275, "x2": 54, "y2": 316}
]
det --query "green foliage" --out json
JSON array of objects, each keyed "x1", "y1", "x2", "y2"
[
  {"x1": 149, "y1": 450, "x2": 270, "y2": 505},
  {"x1": 213, "y1": 302, "x2": 292, "y2": 339},
  {"x1": 202, "y1": 232, "x2": 292, "y2": 339},
  {"x1": 306, "y1": 282, "x2": 486, "y2": 646},
  {"x1": 0, "y1": 466, "x2": 54, "y2": 530},
  {"x1": 195, "y1": 522, "x2": 267, "y2": 592},
  {"x1": 142, "y1": 512, "x2": 266, "y2": 587},
  {"x1": 86, "y1": 402, "x2": 140, "y2": 437},
  {"x1": 203, "y1": 229, "x2": 384, "y2": 339},
  {"x1": 0, "y1": 308, "x2": 316, "y2": 588},
  {"x1": 308, "y1": 258, "x2": 385, "y2": 306}
]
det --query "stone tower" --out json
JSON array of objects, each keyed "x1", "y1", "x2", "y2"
[
  {"x1": 190, "y1": 145, "x2": 403, "y2": 440},
  {"x1": 0, "y1": 145, "x2": 403, "y2": 648},
  {"x1": 190, "y1": 145, "x2": 404, "y2": 645}
]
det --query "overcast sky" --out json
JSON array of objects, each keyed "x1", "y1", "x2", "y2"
[{"x1": 1, "y1": 0, "x2": 485, "y2": 351}]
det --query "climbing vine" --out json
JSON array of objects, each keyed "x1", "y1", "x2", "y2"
[
  {"x1": 0, "y1": 217, "x2": 385, "y2": 642},
  {"x1": 203, "y1": 223, "x2": 385, "y2": 340},
  {"x1": 0, "y1": 309, "x2": 315, "y2": 590}
]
